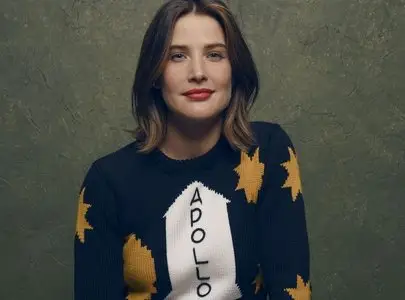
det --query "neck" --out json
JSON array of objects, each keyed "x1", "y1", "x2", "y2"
[{"x1": 160, "y1": 115, "x2": 223, "y2": 160}]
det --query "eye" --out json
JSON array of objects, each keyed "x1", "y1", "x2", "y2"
[
  {"x1": 208, "y1": 52, "x2": 225, "y2": 61},
  {"x1": 170, "y1": 53, "x2": 186, "y2": 61}
]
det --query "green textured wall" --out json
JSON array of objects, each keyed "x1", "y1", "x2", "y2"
[{"x1": 1, "y1": 0, "x2": 404, "y2": 299}]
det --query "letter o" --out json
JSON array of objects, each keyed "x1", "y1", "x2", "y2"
[
  {"x1": 191, "y1": 228, "x2": 206, "y2": 244},
  {"x1": 197, "y1": 282, "x2": 211, "y2": 297}
]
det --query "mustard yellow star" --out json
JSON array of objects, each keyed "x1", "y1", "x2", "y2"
[
  {"x1": 234, "y1": 147, "x2": 265, "y2": 204},
  {"x1": 281, "y1": 147, "x2": 302, "y2": 201},
  {"x1": 75, "y1": 187, "x2": 93, "y2": 243},
  {"x1": 126, "y1": 292, "x2": 152, "y2": 300},
  {"x1": 285, "y1": 274, "x2": 311, "y2": 300},
  {"x1": 252, "y1": 266, "x2": 264, "y2": 294},
  {"x1": 124, "y1": 234, "x2": 157, "y2": 299}
]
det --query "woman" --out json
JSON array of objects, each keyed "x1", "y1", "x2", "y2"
[{"x1": 74, "y1": 0, "x2": 311, "y2": 299}]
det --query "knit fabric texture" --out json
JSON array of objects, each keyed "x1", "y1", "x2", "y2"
[{"x1": 74, "y1": 121, "x2": 311, "y2": 300}]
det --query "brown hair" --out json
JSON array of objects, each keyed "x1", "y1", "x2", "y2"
[{"x1": 131, "y1": 0, "x2": 260, "y2": 153}]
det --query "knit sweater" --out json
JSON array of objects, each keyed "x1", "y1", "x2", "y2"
[{"x1": 74, "y1": 121, "x2": 311, "y2": 300}]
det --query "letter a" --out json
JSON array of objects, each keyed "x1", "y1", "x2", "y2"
[{"x1": 190, "y1": 188, "x2": 203, "y2": 206}]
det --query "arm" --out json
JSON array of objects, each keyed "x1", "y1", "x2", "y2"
[
  {"x1": 257, "y1": 124, "x2": 311, "y2": 299},
  {"x1": 74, "y1": 162, "x2": 126, "y2": 300}
]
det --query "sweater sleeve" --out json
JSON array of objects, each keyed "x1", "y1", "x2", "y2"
[
  {"x1": 257, "y1": 124, "x2": 311, "y2": 299},
  {"x1": 74, "y1": 162, "x2": 126, "y2": 300}
]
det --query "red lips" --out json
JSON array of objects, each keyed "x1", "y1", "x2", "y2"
[
  {"x1": 182, "y1": 88, "x2": 214, "y2": 101},
  {"x1": 182, "y1": 88, "x2": 214, "y2": 96}
]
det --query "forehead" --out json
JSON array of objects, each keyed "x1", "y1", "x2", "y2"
[{"x1": 171, "y1": 13, "x2": 225, "y2": 44}]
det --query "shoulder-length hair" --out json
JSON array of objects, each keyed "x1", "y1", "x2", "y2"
[{"x1": 131, "y1": 0, "x2": 260, "y2": 153}]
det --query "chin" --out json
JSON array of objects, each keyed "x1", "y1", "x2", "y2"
[{"x1": 177, "y1": 110, "x2": 224, "y2": 123}]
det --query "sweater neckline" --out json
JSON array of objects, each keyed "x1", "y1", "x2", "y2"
[{"x1": 148, "y1": 134, "x2": 231, "y2": 175}]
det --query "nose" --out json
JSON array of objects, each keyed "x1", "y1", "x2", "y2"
[{"x1": 188, "y1": 56, "x2": 207, "y2": 83}]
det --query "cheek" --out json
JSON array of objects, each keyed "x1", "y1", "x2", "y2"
[
  {"x1": 162, "y1": 81, "x2": 173, "y2": 96},
  {"x1": 162, "y1": 66, "x2": 181, "y2": 93},
  {"x1": 161, "y1": 72, "x2": 180, "y2": 106},
  {"x1": 211, "y1": 65, "x2": 232, "y2": 87},
  {"x1": 212, "y1": 71, "x2": 232, "y2": 100}
]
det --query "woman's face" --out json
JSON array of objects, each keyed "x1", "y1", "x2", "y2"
[{"x1": 160, "y1": 13, "x2": 232, "y2": 122}]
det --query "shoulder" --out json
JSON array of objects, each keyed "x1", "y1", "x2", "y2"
[
  {"x1": 249, "y1": 121, "x2": 299, "y2": 165},
  {"x1": 250, "y1": 121, "x2": 294, "y2": 149},
  {"x1": 86, "y1": 140, "x2": 144, "y2": 183},
  {"x1": 250, "y1": 120, "x2": 283, "y2": 140}
]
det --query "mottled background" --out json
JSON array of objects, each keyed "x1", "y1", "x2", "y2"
[{"x1": 1, "y1": 0, "x2": 404, "y2": 299}]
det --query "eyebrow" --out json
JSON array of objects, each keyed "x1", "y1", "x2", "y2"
[{"x1": 169, "y1": 43, "x2": 227, "y2": 51}]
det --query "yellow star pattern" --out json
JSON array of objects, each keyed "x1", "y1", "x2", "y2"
[
  {"x1": 285, "y1": 274, "x2": 311, "y2": 300},
  {"x1": 234, "y1": 147, "x2": 265, "y2": 204},
  {"x1": 75, "y1": 187, "x2": 93, "y2": 243},
  {"x1": 124, "y1": 234, "x2": 157, "y2": 299},
  {"x1": 126, "y1": 292, "x2": 152, "y2": 300},
  {"x1": 252, "y1": 266, "x2": 264, "y2": 294},
  {"x1": 281, "y1": 147, "x2": 302, "y2": 201}
]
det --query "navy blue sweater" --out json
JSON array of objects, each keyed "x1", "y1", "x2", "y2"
[{"x1": 74, "y1": 121, "x2": 311, "y2": 300}]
